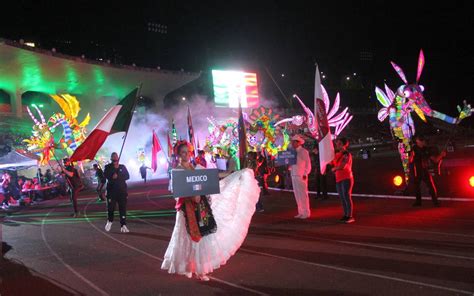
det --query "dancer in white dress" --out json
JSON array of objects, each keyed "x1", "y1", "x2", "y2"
[{"x1": 161, "y1": 141, "x2": 260, "y2": 281}]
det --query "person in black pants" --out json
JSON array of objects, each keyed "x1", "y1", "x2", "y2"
[
  {"x1": 62, "y1": 158, "x2": 83, "y2": 217},
  {"x1": 139, "y1": 164, "x2": 150, "y2": 183},
  {"x1": 257, "y1": 153, "x2": 271, "y2": 196},
  {"x1": 104, "y1": 152, "x2": 130, "y2": 233},
  {"x1": 312, "y1": 147, "x2": 328, "y2": 199},
  {"x1": 93, "y1": 164, "x2": 106, "y2": 202},
  {"x1": 409, "y1": 135, "x2": 446, "y2": 207},
  {"x1": 248, "y1": 152, "x2": 265, "y2": 212}
]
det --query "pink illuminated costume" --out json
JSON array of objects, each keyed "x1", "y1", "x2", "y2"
[{"x1": 375, "y1": 50, "x2": 473, "y2": 180}]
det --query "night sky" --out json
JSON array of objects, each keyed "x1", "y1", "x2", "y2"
[{"x1": 1, "y1": 1, "x2": 473, "y2": 111}]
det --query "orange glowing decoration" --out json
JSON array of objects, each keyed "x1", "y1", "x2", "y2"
[
  {"x1": 274, "y1": 175, "x2": 280, "y2": 183},
  {"x1": 469, "y1": 176, "x2": 474, "y2": 188},
  {"x1": 393, "y1": 175, "x2": 403, "y2": 187}
]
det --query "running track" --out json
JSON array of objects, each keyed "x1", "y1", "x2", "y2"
[{"x1": 1, "y1": 180, "x2": 473, "y2": 295}]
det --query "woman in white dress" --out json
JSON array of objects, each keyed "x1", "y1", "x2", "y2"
[{"x1": 161, "y1": 141, "x2": 260, "y2": 281}]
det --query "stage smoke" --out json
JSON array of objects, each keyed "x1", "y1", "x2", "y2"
[{"x1": 99, "y1": 95, "x2": 281, "y2": 181}]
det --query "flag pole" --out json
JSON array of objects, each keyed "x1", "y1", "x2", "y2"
[
  {"x1": 264, "y1": 66, "x2": 292, "y2": 107},
  {"x1": 238, "y1": 99, "x2": 247, "y2": 169},
  {"x1": 118, "y1": 84, "x2": 142, "y2": 161}
]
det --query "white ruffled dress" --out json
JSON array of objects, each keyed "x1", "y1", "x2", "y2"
[{"x1": 161, "y1": 168, "x2": 260, "y2": 276}]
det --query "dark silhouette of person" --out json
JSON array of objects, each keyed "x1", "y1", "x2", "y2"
[{"x1": 104, "y1": 152, "x2": 130, "y2": 233}]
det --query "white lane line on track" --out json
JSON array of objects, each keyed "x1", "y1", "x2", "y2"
[
  {"x1": 270, "y1": 187, "x2": 474, "y2": 202},
  {"x1": 251, "y1": 228, "x2": 474, "y2": 261},
  {"x1": 239, "y1": 248, "x2": 474, "y2": 295},
  {"x1": 266, "y1": 202, "x2": 474, "y2": 225},
  {"x1": 259, "y1": 210, "x2": 474, "y2": 239},
  {"x1": 41, "y1": 208, "x2": 109, "y2": 296},
  {"x1": 137, "y1": 193, "x2": 474, "y2": 295},
  {"x1": 319, "y1": 218, "x2": 474, "y2": 239},
  {"x1": 83, "y1": 199, "x2": 269, "y2": 296},
  {"x1": 144, "y1": 191, "x2": 474, "y2": 262},
  {"x1": 147, "y1": 189, "x2": 474, "y2": 238},
  {"x1": 144, "y1": 190, "x2": 474, "y2": 258}
]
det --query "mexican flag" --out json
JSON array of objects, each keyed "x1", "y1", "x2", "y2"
[
  {"x1": 69, "y1": 88, "x2": 138, "y2": 162},
  {"x1": 314, "y1": 66, "x2": 334, "y2": 174}
]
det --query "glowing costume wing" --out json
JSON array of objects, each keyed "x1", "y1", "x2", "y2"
[
  {"x1": 390, "y1": 61, "x2": 408, "y2": 84},
  {"x1": 327, "y1": 93, "x2": 340, "y2": 120},
  {"x1": 293, "y1": 94, "x2": 317, "y2": 137},
  {"x1": 377, "y1": 108, "x2": 389, "y2": 122},
  {"x1": 416, "y1": 49, "x2": 425, "y2": 83},
  {"x1": 321, "y1": 84, "x2": 330, "y2": 114},
  {"x1": 384, "y1": 84, "x2": 396, "y2": 102},
  {"x1": 79, "y1": 113, "x2": 91, "y2": 127},
  {"x1": 375, "y1": 87, "x2": 392, "y2": 108}
]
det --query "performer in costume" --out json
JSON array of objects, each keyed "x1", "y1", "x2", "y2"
[
  {"x1": 289, "y1": 135, "x2": 312, "y2": 219},
  {"x1": 374, "y1": 50, "x2": 473, "y2": 181},
  {"x1": 162, "y1": 141, "x2": 260, "y2": 281}
]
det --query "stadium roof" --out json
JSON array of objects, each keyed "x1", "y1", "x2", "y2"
[{"x1": 0, "y1": 39, "x2": 200, "y2": 107}]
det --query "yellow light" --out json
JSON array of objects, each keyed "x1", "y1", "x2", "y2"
[
  {"x1": 469, "y1": 176, "x2": 474, "y2": 188},
  {"x1": 275, "y1": 175, "x2": 280, "y2": 183},
  {"x1": 393, "y1": 175, "x2": 403, "y2": 187},
  {"x1": 25, "y1": 42, "x2": 35, "y2": 47}
]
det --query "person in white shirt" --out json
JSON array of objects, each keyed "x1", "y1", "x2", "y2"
[{"x1": 289, "y1": 135, "x2": 312, "y2": 219}]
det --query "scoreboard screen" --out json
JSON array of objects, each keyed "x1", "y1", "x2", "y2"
[{"x1": 212, "y1": 70, "x2": 259, "y2": 108}]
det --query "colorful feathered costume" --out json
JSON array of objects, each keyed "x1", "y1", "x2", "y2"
[
  {"x1": 24, "y1": 94, "x2": 90, "y2": 164},
  {"x1": 375, "y1": 50, "x2": 473, "y2": 180}
]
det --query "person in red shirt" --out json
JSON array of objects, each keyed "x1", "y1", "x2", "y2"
[{"x1": 331, "y1": 138, "x2": 355, "y2": 223}]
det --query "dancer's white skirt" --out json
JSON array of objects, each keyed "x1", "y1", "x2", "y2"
[{"x1": 161, "y1": 168, "x2": 260, "y2": 275}]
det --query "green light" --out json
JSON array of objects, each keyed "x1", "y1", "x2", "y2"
[
  {"x1": 20, "y1": 50, "x2": 43, "y2": 90},
  {"x1": 65, "y1": 63, "x2": 79, "y2": 92},
  {"x1": 39, "y1": 104, "x2": 43, "y2": 108}
]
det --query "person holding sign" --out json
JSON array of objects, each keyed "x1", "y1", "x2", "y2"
[
  {"x1": 289, "y1": 135, "x2": 312, "y2": 219},
  {"x1": 162, "y1": 141, "x2": 260, "y2": 281}
]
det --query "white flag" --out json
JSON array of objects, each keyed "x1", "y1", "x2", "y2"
[{"x1": 314, "y1": 65, "x2": 334, "y2": 174}]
